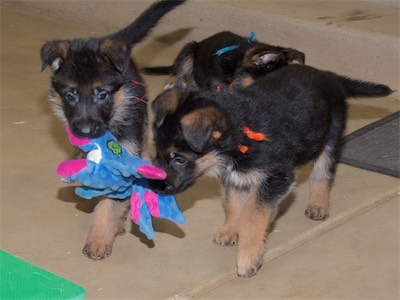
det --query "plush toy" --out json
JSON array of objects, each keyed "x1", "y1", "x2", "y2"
[{"x1": 57, "y1": 125, "x2": 185, "y2": 240}]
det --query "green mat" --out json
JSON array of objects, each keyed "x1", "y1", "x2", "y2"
[{"x1": 0, "y1": 250, "x2": 85, "y2": 300}]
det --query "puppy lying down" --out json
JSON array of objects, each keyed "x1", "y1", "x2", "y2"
[{"x1": 144, "y1": 31, "x2": 305, "y2": 90}]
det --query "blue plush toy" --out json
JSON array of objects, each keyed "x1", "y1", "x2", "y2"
[{"x1": 57, "y1": 125, "x2": 185, "y2": 240}]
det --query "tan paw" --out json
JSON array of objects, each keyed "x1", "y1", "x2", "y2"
[
  {"x1": 213, "y1": 226, "x2": 238, "y2": 246},
  {"x1": 236, "y1": 255, "x2": 263, "y2": 278},
  {"x1": 305, "y1": 204, "x2": 329, "y2": 220},
  {"x1": 82, "y1": 239, "x2": 113, "y2": 260}
]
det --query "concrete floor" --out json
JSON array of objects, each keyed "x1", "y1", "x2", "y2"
[{"x1": 1, "y1": 1, "x2": 399, "y2": 299}]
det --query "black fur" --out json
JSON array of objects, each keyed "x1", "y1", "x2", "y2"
[
  {"x1": 152, "y1": 64, "x2": 392, "y2": 276},
  {"x1": 154, "y1": 65, "x2": 392, "y2": 192},
  {"x1": 40, "y1": 0, "x2": 186, "y2": 261},
  {"x1": 41, "y1": 0, "x2": 185, "y2": 145},
  {"x1": 144, "y1": 31, "x2": 305, "y2": 89}
]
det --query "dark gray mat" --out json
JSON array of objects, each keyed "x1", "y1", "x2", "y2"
[{"x1": 340, "y1": 111, "x2": 400, "y2": 178}]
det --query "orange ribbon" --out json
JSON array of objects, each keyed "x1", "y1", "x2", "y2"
[
  {"x1": 237, "y1": 144, "x2": 249, "y2": 154},
  {"x1": 237, "y1": 127, "x2": 270, "y2": 154},
  {"x1": 242, "y1": 127, "x2": 269, "y2": 141}
]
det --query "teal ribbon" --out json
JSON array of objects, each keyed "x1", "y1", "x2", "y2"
[{"x1": 215, "y1": 32, "x2": 256, "y2": 56}]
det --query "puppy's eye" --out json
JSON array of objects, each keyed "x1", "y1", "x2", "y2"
[
  {"x1": 175, "y1": 157, "x2": 187, "y2": 165},
  {"x1": 169, "y1": 153, "x2": 187, "y2": 166},
  {"x1": 95, "y1": 90, "x2": 109, "y2": 102},
  {"x1": 64, "y1": 91, "x2": 77, "y2": 103}
]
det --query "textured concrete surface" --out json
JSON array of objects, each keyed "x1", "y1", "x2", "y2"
[{"x1": 1, "y1": 1, "x2": 399, "y2": 299}]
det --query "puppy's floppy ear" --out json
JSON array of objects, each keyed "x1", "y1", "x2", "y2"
[
  {"x1": 253, "y1": 49, "x2": 305, "y2": 65},
  {"x1": 152, "y1": 88, "x2": 187, "y2": 128},
  {"x1": 244, "y1": 45, "x2": 305, "y2": 71},
  {"x1": 100, "y1": 39, "x2": 131, "y2": 74},
  {"x1": 180, "y1": 106, "x2": 226, "y2": 153},
  {"x1": 40, "y1": 40, "x2": 70, "y2": 72},
  {"x1": 283, "y1": 48, "x2": 305, "y2": 64}
]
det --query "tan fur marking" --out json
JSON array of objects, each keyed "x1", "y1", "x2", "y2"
[
  {"x1": 157, "y1": 89, "x2": 180, "y2": 114},
  {"x1": 194, "y1": 152, "x2": 221, "y2": 177},
  {"x1": 113, "y1": 88, "x2": 127, "y2": 108},
  {"x1": 121, "y1": 140, "x2": 141, "y2": 157},
  {"x1": 180, "y1": 107, "x2": 226, "y2": 152},
  {"x1": 164, "y1": 57, "x2": 196, "y2": 89},
  {"x1": 166, "y1": 146, "x2": 179, "y2": 154},
  {"x1": 100, "y1": 39, "x2": 128, "y2": 53},
  {"x1": 238, "y1": 75, "x2": 255, "y2": 88},
  {"x1": 306, "y1": 178, "x2": 330, "y2": 220},
  {"x1": 181, "y1": 107, "x2": 214, "y2": 128},
  {"x1": 225, "y1": 169, "x2": 265, "y2": 189},
  {"x1": 212, "y1": 130, "x2": 222, "y2": 140},
  {"x1": 180, "y1": 107, "x2": 224, "y2": 133},
  {"x1": 179, "y1": 56, "x2": 196, "y2": 88},
  {"x1": 64, "y1": 80, "x2": 78, "y2": 89},
  {"x1": 164, "y1": 75, "x2": 178, "y2": 90},
  {"x1": 53, "y1": 41, "x2": 70, "y2": 64},
  {"x1": 179, "y1": 56, "x2": 194, "y2": 77},
  {"x1": 100, "y1": 39, "x2": 113, "y2": 50},
  {"x1": 213, "y1": 186, "x2": 246, "y2": 246},
  {"x1": 306, "y1": 145, "x2": 333, "y2": 220},
  {"x1": 236, "y1": 187, "x2": 272, "y2": 277},
  {"x1": 83, "y1": 199, "x2": 129, "y2": 260}
]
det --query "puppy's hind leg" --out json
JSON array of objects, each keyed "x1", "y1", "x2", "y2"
[
  {"x1": 83, "y1": 198, "x2": 129, "y2": 260},
  {"x1": 305, "y1": 145, "x2": 335, "y2": 220},
  {"x1": 306, "y1": 106, "x2": 346, "y2": 220}
]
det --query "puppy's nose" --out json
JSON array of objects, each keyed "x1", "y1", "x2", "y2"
[
  {"x1": 164, "y1": 184, "x2": 175, "y2": 194},
  {"x1": 80, "y1": 126, "x2": 92, "y2": 135},
  {"x1": 71, "y1": 123, "x2": 102, "y2": 138}
]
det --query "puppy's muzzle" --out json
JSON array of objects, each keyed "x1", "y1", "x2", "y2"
[
  {"x1": 148, "y1": 179, "x2": 176, "y2": 195},
  {"x1": 70, "y1": 120, "x2": 106, "y2": 138}
]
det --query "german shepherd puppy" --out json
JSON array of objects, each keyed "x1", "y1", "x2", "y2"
[
  {"x1": 151, "y1": 64, "x2": 392, "y2": 277},
  {"x1": 40, "y1": 0, "x2": 185, "y2": 260},
  {"x1": 144, "y1": 31, "x2": 305, "y2": 89}
]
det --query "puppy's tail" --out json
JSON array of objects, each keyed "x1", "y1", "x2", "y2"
[
  {"x1": 110, "y1": 0, "x2": 186, "y2": 46},
  {"x1": 339, "y1": 76, "x2": 394, "y2": 98}
]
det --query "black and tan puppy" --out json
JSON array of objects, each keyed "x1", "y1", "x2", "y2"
[
  {"x1": 144, "y1": 31, "x2": 305, "y2": 89},
  {"x1": 151, "y1": 64, "x2": 392, "y2": 277},
  {"x1": 40, "y1": 0, "x2": 185, "y2": 260}
]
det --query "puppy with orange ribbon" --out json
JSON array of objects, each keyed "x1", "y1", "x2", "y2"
[{"x1": 150, "y1": 64, "x2": 392, "y2": 278}]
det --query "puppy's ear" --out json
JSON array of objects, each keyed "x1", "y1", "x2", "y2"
[
  {"x1": 152, "y1": 88, "x2": 187, "y2": 128},
  {"x1": 40, "y1": 40, "x2": 70, "y2": 72},
  {"x1": 180, "y1": 106, "x2": 226, "y2": 153},
  {"x1": 283, "y1": 48, "x2": 305, "y2": 64},
  {"x1": 100, "y1": 39, "x2": 131, "y2": 74},
  {"x1": 252, "y1": 49, "x2": 305, "y2": 66},
  {"x1": 244, "y1": 45, "x2": 305, "y2": 72}
]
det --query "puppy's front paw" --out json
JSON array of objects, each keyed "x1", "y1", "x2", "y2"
[
  {"x1": 236, "y1": 256, "x2": 263, "y2": 278},
  {"x1": 213, "y1": 226, "x2": 238, "y2": 246},
  {"x1": 236, "y1": 243, "x2": 264, "y2": 278},
  {"x1": 83, "y1": 239, "x2": 112, "y2": 260},
  {"x1": 305, "y1": 204, "x2": 329, "y2": 220}
]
